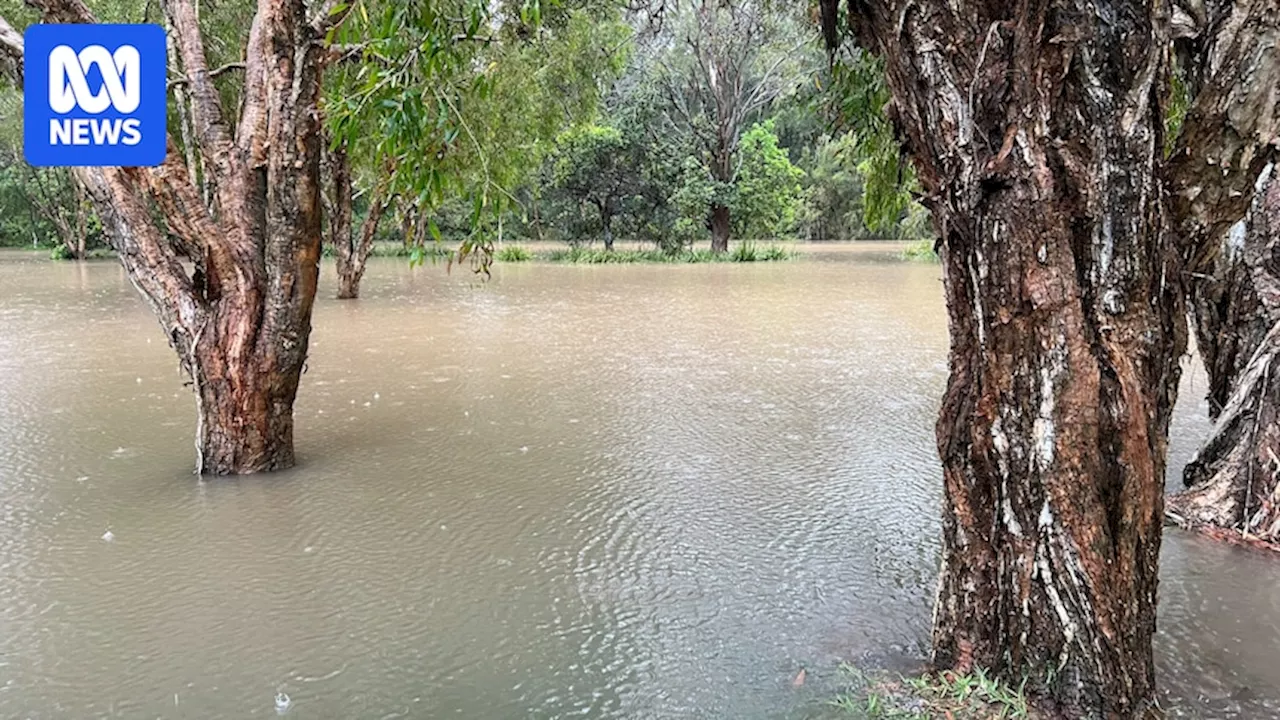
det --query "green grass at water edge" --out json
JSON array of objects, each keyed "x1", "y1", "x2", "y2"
[
  {"x1": 496, "y1": 244, "x2": 534, "y2": 262},
  {"x1": 830, "y1": 664, "x2": 1035, "y2": 720},
  {"x1": 900, "y1": 238, "x2": 938, "y2": 262},
  {"x1": 542, "y1": 245, "x2": 795, "y2": 264},
  {"x1": 49, "y1": 247, "x2": 117, "y2": 260},
  {"x1": 319, "y1": 242, "x2": 452, "y2": 259}
]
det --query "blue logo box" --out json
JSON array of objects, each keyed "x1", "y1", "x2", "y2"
[{"x1": 23, "y1": 24, "x2": 167, "y2": 167}]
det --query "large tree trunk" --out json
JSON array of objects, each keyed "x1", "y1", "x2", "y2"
[
  {"x1": 709, "y1": 203, "x2": 730, "y2": 253},
  {"x1": 325, "y1": 142, "x2": 391, "y2": 300},
  {"x1": 833, "y1": 1, "x2": 1182, "y2": 715},
  {"x1": 1, "y1": 0, "x2": 349, "y2": 475},
  {"x1": 1169, "y1": 173, "x2": 1280, "y2": 541}
]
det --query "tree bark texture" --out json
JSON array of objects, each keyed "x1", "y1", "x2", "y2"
[
  {"x1": 0, "y1": 0, "x2": 351, "y2": 474},
  {"x1": 1166, "y1": 0, "x2": 1280, "y2": 418},
  {"x1": 833, "y1": 1, "x2": 1184, "y2": 715},
  {"x1": 1169, "y1": 172, "x2": 1280, "y2": 542},
  {"x1": 325, "y1": 141, "x2": 391, "y2": 300}
]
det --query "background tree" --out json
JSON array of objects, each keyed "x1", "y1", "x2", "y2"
[
  {"x1": 1159, "y1": 0, "x2": 1280, "y2": 542},
  {"x1": 545, "y1": 124, "x2": 634, "y2": 251},
  {"x1": 731, "y1": 121, "x2": 805, "y2": 241},
  {"x1": 657, "y1": 0, "x2": 813, "y2": 252},
  {"x1": 326, "y1": 0, "x2": 629, "y2": 271}
]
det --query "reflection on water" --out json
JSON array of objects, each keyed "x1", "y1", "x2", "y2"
[{"x1": 0, "y1": 248, "x2": 1271, "y2": 718}]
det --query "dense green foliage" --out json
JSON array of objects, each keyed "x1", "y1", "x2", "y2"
[{"x1": 0, "y1": 0, "x2": 931, "y2": 257}]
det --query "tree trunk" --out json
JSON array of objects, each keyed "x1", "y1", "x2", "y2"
[
  {"x1": 602, "y1": 215, "x2": 614, "y2": 252},
  {"x1": 326, "y1": 142, "x2": 391, "y2": 300},
  {"x1": 1158, "y1": 0, "x2": 1280, "y2": 537},
  {"x1": 74, "y1": 181, "x2": 87, "y2": 260},
  {"x1": 1189, "y1": 233, "x2": 1268, "y2": 419},
  {"x1": 0, "y1": 0, "x2": 350, "y2": 475},
  {"x1": 832, "y1": 1, "x2": 1182, "y2": 714},
  {"x1": 1164, "y1": 0, "x2": 1280, "y2": 420},
  {"x1": 193, "y1": 331, "x2": 300, "y2": 473},
  {"x1": 1169, "y1": 173, "x2": 1280, "y2": 541},
  {"x1": 710, "y1": 203, "x2": 730, "y2": 253}
]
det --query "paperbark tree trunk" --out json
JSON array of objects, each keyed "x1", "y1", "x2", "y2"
[
  {"x1": 325, "y1": 142, "x2": 391, "y2": 300},
  {"x1": 829, "y1": 1, "x2": 1183, "y2": 715},
  {"x1": 0, "y1": 0, "x2": 351, "y2": 475},
  {"x1": 1158, "y1": 0, "x2": 1280, "y2": 538},
  {"x1": 1169, "y1": 173, "x2": 1280, "y2": 541},
  {"x1": 1165, "y1": 0, "x2": 1280, "y2": 418}
]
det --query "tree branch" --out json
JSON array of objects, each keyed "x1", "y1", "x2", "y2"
[
  {"x1": 5, "y1": 1, "x2": 210, "y2": 341},
  {"x1": 0, "y1": 15, "x2": 23, "y2": 83},
  {"x1": 163, "y1": 0, "x2": 239, "y2": 180},
  {"x1": 167, "y1": 61, "x2": 246, "y2": 90},
  {"x1": 26, "y1": 0, "x2": 95, "y2": 24},
  {"x1": 310, "y1": 0, "x2": 353, "y2": 36}
]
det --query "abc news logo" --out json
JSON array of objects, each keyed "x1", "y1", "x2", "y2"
[
  {"x1": 24, "y1": 24, "x2": 166, "y2": 167},
  {"x1": 48, "y1": 44, "x2": 144, "y2": 146}
]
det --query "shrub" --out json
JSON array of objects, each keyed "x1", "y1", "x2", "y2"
[{"x1": 496, "y1": 245, "x2": 533, "y2": 262}]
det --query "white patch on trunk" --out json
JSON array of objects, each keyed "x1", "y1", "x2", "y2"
[
  {"x1": 1033, "y1": 366, "x2": 1056, "y2": 468},
  {"x1": 992, "y1": 418, "x2": 1022, "y2": 538},
  {"x1": 1099, "y1": 213, "x2": 1114, "y2": 277},
  {"x1": 1035, "y1": 504, "x2": 1080, "y2": 670},
  {"x1": 970, "y1": 252, "x2": 987, "y2": 347}
]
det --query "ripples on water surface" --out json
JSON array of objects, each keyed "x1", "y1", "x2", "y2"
[{"x1": 0, "y1": 247, "x2": 1275, "y2": 718}]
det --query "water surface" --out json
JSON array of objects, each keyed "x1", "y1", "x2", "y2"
[{"x1": 0, "y1": 248, "x2": 1273, "y2": 718}]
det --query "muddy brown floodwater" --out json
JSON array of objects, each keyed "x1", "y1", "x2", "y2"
[{"x1": 0, "y1": 246, "x2": 1276, "y2": 718}]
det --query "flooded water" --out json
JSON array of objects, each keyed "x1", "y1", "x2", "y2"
[{"x1": 0, "y1": 246, "x2": 1275, "y2": 718}]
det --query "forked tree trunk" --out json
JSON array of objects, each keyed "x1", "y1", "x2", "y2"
[
  {"x1": 0, "y1": 0, "x2": 350, "y2": 475},
  {"x1": 1170, "y1": 173, "x2": 1280, "y2": 541},
  {"x1": 832, "y1": 1, "x2": 1183, "y2": 715},
  {"x1": 326, "y1": 142, "x2": 391, "y2": 299},
  {"x1": 709, "y1": 203, "x2": 730, "y2": 253}
]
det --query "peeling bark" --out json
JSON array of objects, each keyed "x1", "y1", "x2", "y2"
[
  {"x1": 0, "y1": 0, "x2": 350, "y2": 475},
  {"x1": 1170, "y1": 172, "x2": 1280, "y2": 542},
  {"x1": 829, "y1": 1, "x2": 1183, "y2": 715},
  {"x1": 1167, "y1": 0, "x2": 1280, "y2": 417}
]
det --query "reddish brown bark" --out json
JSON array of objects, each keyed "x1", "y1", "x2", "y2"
[
  {"x1": 828, "y1": 0, "x2": 1183, "y2": 715},
  {"x1": 1, "y1": 0, "x2": 350, "y2": 474}
]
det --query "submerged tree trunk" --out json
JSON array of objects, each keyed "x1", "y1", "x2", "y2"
[
  {"x1": 1170, "y1": 173, "x2": 1280, "y2": 541},
  {"x1": 1, "y1": 0, "x2": 349, "y2": 475},
  {"x1": 831, "y1": 1, "x2": 1182, "y2": 714},
  {"x1": 325, "y1": 142, "x2": 391, "y2": 300},
  {"x1": 709, "y1": 203, "x2": 730, "y2": 253}
]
